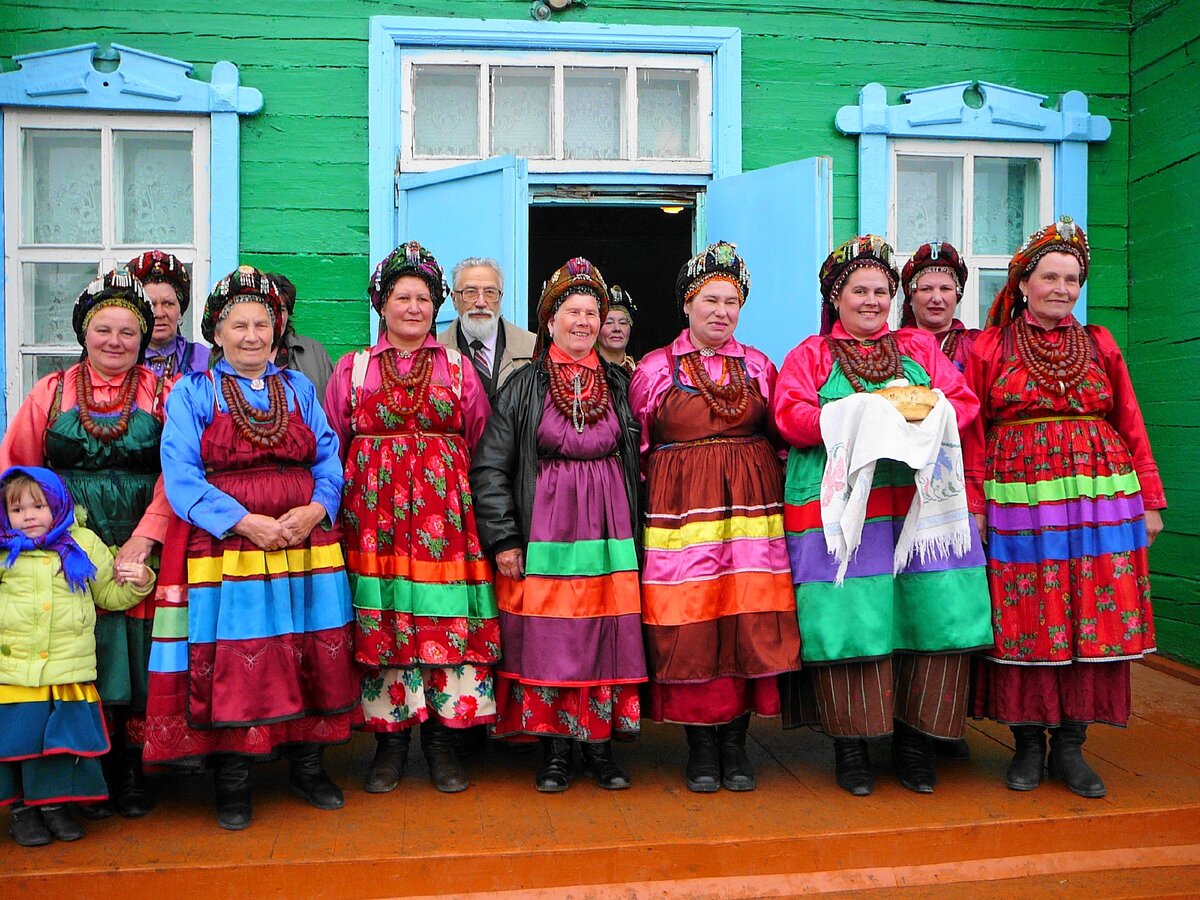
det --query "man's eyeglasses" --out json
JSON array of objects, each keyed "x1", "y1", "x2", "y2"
[{"x1": 454, "y1": 288, "x2": 502, "y2": 302}]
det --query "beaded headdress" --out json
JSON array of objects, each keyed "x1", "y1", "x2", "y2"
[
  {"x1": 899, "y1": 241, "x2": 969, "y2": 327},
  {"x1": 674, "y1": 241, "x2": 751, "y2": 321},
  {"x1": 608, "y1": 284, "x2": 637, "y2": 324},
  {"x1": 368, "y1": 240, "x2": 448, "y2": 317},
  {"x1": 535, "y1": 257, "x2": 609, "y2": 356},
  {"x1": 127, "y1": 250, "x2": 193, "y2": 311},
  {"x1": 201, "y1": 265, "x2": 285, "y2": 346},
  {"x1": 72, "y1": 268, "x2": 155, "y2": 356},
  {"x1": 818, "y1": 235, "x2": 899, "y2": 335},
  {"x1": 985, "y1": 215, "x2": 1090, "y2": 328}
]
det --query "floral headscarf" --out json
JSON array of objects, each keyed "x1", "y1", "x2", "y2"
[
  {"x1": 71, "y1": 268, "x2": 155, "y2": 357},
  {"x1": 674, "y1": 241, "x2": 751, "y2": 322},
  {"x1": 899, "y1": 241, "x2": 969, "y2": 327},
  {"x1": 818, "y1": 235, "x2": 899, "y2": 335},
  {"x1": 985, "y1": 215, "x2": 1090, "y2": 328},
  {"x1": 535, "y1": 257, "x2": 609, "y2": 356},
  {"x1": 201, "y1": 265, "x2": 286, "y2": 346},
  {"x1": 127, "y1": 250, "x2": 193, "y2": 312},
  {"x1": 368, "y1": 241, "x2": 448, "y2": 320}
]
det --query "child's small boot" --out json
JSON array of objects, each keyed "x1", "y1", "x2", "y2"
[
  {"x1": 39, "y1": 805, "x2": 84, "y2": 842},
  {"x1": 9, "y1": 805, "x2": 52, "y2": 846}
]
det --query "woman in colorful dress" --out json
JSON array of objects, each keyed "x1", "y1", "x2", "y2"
[
  {"x1": 326, "y1": 242, "x2": 498, "y2": 795},
  {"x1": 899, "y1": 241, "x2": 978, "y2": 372},
  {"x1": 145, "y1": 266, "x2": 358, "y2": 830},
  {"x1": 773, "y1": 235, "x2": 992, "y2": 796},
  {"x1": 470, "y1": 257, "x2": 645, "y2": 792},
  {"x1": 598, "y1": 284, "x2": 638, "y2": 374},
  {"x1": 630, "y1": 241, "x2": 800, "y2": 793},
  {"x1": 127, "y1": 250, "x2": 210, "y2": 382},
  {"x1": 0, "y1": 269, "x2": 172, "y2": 820},
  {"x1": 966, "y1": 216, "x2": 1165, "y2": 798}
]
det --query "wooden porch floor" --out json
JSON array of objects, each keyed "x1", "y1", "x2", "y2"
[{"x1": 4, "y1": 660, "x2": 1200, "y2": 899}]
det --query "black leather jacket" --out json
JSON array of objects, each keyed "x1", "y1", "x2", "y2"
[{"x1": 469, "y1": 354, "x2": 642, "y2": 557}]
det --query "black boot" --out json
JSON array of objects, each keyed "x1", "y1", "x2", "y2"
[
  {"x1": 78, "y1": 751, "x2": 117, "y2": 820},
  {"x1": 934, "y1": 737, "x2": 971, "y2": 761},
  {"x1": 421, "y1": 721, "x2": 469, "y2": 793},
  {"x1": 892, "y1": 720, "x2": 935, "y2": 794},
  {"x1": 717, "y1": 714, "x2": 756, "y2": 792},
  {"x1": 364, "y1": 731, "x2": 411, "y2": 794},
  {"x1": 1048, "y1": 723, "x2": 1106, "y2": 798},
  {"x1": 38, "y1": 805, "x2": 84, "y2": 842},
  {"x1": 683, "y1": 726, "x2": 721, "y2": 793},
  {"x1": 213, "y1": 756, "x2": 252, "y2": 831},
  {"x1": 1006, "y1": 725, "x2": 1047, "y2": 791},
  {"x1": 535, "y1": 737, "x2": 573, "y2": 792},
  {"x1": 113, "y1": 748, "x2": 155, "y2": 818},
  {"x1": 833, "y1": 738, "x2": 873, "y2": 796},
  {"x1": 288, "y1": 744, "x2": 344, "y2": 810},
  {"x1": 579, "y1": 741, "x2": 631, "y2": 790},
  {"x1": 8, "y1": 805, "x2": 52, "y2": 847}
]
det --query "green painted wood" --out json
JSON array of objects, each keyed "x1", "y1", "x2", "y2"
[{"x1": 1129, "y1": 0, "x2": 1200, "y2": 666}]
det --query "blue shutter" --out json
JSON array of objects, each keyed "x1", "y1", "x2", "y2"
[
  {"x1": 397, "y1": 155, "x2": 530, "y2": 329},
  {"x1": 705, "y1": 157, "x2": 832, "y2": 363}
]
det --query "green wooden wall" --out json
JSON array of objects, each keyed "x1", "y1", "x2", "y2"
[
  {"x1": 0, "y1": 0, "x2": 1133, "y2": 361},
  {"x1": 1129, "y1": 0, "x2": 1200, "y2": 666}
]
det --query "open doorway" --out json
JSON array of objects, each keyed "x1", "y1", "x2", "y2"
[{"x1": 527, "y1": 205, "x2": 694, "y2": 359}]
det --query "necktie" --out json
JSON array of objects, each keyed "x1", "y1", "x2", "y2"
[{"x1": 469, "y1": 340, "x2": 490, "y2": 377}]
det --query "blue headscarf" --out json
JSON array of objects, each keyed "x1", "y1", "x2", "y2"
[{"x1": 0, "y1": 466, "x2": 97, "y2": 593}]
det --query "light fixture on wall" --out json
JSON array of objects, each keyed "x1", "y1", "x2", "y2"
[
  {"x1": 531, "y1": 0, "x2": 584, "y2": 20},
  {"x1": 660, "y1": 206, "x2": 685, "y2": 215}
]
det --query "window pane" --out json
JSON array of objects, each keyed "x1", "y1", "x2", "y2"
[
  {"x1": 114, "y1": 131, "x2": 194, "y2": 245},
  {"x1": 973, "y1": 157, "x2": 1040, "y2": 255},
  {"x1": 637, "y1": 69, "x2": 698, "y2": 159},
  {"x1": 24, "y1": 353, "x2": 80, "y2": 387},
  {"x1": 22, "y1": 130, "x2": 101, "y2": 245},
  {"x1": 21, "y1": 262, "x2": 96, "y2": 345},
  {"x1": 895, "y1": 156, "x2": 963, "y2": 252},
  {"x1": 413, "y1": 65, "x2": 480, "y2": 157},
  {"x1": 564, "y1": 67, "x2": 624, "y2": 160},
  {"x1": 977, "y1": 268, "x2": 1008, "y2": 326},
  {"x1": 491, "y1": 67, "x2": 552, "y2": 158}
]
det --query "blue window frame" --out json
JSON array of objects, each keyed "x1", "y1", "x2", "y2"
[
  {"x1": 0, "y1": 43, "x2": 261, "y2": 425},
  {"x1": 836, "y1": 80, "x2": 1111, "y2": 320}
]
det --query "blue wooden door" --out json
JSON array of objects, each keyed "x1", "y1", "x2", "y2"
[
  {"x1": 397, "y1": 155, "x2": 530, "y2": 330},
  {"x1": 704, "y1": 157, "x2": 833, "y2": 364}
]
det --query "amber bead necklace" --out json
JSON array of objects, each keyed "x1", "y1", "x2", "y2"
[
  {"x1": 379, "y1": 347, "x2": 433, "y2": 416},
  {"x1": 547, "y1": 357, "x2": 610, "y2": 432},
  {"x1": 76, "y1": 365, "x2": 139, "y2": 442},
  {"x1": 221, "y1": 372, "x2": 290, "y2": 449},
  {"x1": 679, "y1": 350, "x2": 749, "y2": 420},
  {"x1": 826, "y1": 333, "x2": 905, "y2": 393},
  {"x1": 1012, "y1": 317, "x2": 1091, "y2": 395}
]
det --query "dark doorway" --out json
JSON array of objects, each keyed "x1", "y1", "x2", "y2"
[{"x1": 528, "y1": 205, "x2": 694, "y2": 360}]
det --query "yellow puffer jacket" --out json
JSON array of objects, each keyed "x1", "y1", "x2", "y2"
[{"x1": 0, "y1": 525, "x2": 154, "y2": 687}]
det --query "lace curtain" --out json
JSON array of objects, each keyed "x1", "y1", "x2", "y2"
[
  {"x1": 115, "y1": 131, "x2": 194, "y2": 244},
  {"x1": 564, "y1": 68, "x2": 622, "y2": 160},
  {"x1": 492, "y1": 68, "x2": 552, "y2": 157},
  {"x1": 22, "y1": 262, "x2": 95, "y2": 344},
  {"x1": 895, "y1": 156, "x2": 963, "y2": 252},
  {"x1": 413, "y1": 66, "x2": 480, "y2": 157},
  {"x1": 973, "y1": 158, "x2": 1038, "y2": 255},
  {"x1": 637, "y1": 70, "x2": 696, "y2": 159},
  {"x1": 24, "y1": 130, "x2": 101, "y2": 245}
]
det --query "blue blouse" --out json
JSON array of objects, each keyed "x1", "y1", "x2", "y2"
[{"x1": 160, "y1": 360, "x2": 343, "y2": 539}]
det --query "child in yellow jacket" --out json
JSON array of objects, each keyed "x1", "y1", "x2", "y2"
[{"x1": 0, "y1": 466, "x2": 154, "y2": 847}]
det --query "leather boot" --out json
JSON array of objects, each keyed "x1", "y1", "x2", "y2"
[
  {"x1": 1006, "y1": 725, "x2": 1047, "y2": 791},
  {"x1": 113, "y1": 748, "x2": 155, "y2": 818},
  {"x1": 683, "y1": 725, "x2": 721, "y2": 793},
  {"x1": 421, "y1": 721, "x2": 469, "y2": 793},
  {"x1": 935, "y1": 737, "x2": 971, "y2": 761},
  {"x1": 213, "y1": 756, "x2": 252, "y2": 831},
  {"x1": 78, "y1": 751, "x2": 117, "y2": 820},
  {"x1": 288, "y1": 744, "x2": 345, "y2": 810},
  {"x1": 38, "y1": 805, "x2": 84, "y2": 842},
  {"x1": 1048, "y1": 723, "x2": 1106, "y2": 798},
  {"x1": 833, "y1": 738, "x2": 873, "y2": 796},
  {"x1": 579, "y1": 741, "x2": 631, "y2": 790},
  {"x1": 8, "y1": 805, "x2": 52, "y2": 846},
  {"x1": 364, "y1": 731, "x2": 411, "y2": 794},
  {"x1": 892, "y1": 720, "x2": 936, "y2": 794},
  {"x1": 535, "y1": 737, "x2": 573, "y2": 792},
  {"x1": 717, "y1": 714, "x2": 756, "y2": 792}
]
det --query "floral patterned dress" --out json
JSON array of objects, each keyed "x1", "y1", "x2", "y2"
[{"x1": 337, "y1": 342, "x2": 500, "y2": 731}]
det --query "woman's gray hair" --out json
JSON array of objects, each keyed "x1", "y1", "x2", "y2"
[{"x1": 451, "y1": 257, "x2": 504, "y2": 291}]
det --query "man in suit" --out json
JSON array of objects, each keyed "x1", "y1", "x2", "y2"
[{"x1": 438, "y1": 257, "x2": 536, "y2": 402}]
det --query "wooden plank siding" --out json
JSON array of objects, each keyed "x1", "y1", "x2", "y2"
[{"x1": 1129, "y1": 0, "x2": 1200, "y2": 666}]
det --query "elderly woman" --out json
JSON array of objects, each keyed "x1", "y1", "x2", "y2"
[
  {"x1": 127, "y1": 250, "x2": 211, "y2": 381},
  {"x1": 773, "y1": 235, "x2": 992, "y2": 796},
  {"x1": 966, "y1": 217, "x2": 1164, "y2": 798},
  {"x1": 0, "y1": 269, "x2": 173, "y2": 819},
  {"x1": 899, "y1": 242, "x2": 978, "y2": 372},
  {"x1": 470, "y1": 258, "x2": 644, "y2": 792},
  {"x1": 143, "y1": 266, "x2": 358, "y2": 831},
  {"x1": 599, "y1": 284, "x2": 637, "y2": 374},
  {"x1": 326, "y1": 242, "x2": 497, "y2": 796},
  {"x1": 630, "y1": 242, "x2": 800, "y2": 793}
]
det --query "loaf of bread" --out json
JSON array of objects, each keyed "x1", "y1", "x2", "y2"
[{"x1": 876, "y1": 384, "x2": 938, "y2": 421}]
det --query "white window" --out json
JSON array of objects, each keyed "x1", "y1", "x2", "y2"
[
  {"x1": 3, "y1": 109, "x2": 210, "y2": 408},
  {"x1": 400, "y1": 51, "x2": 712, "y2": 174},
  {"x1": 889, "y1": 139, "x2": 1053, "y2": 328}
]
